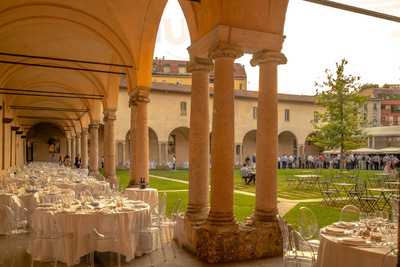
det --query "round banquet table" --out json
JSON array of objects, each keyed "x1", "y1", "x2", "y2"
[
  {"x1": 317, "y1": 231, "x2": 396, "y2": 267},
  {"x1": 29, "y1": 204, "x2": 151, "y2": 266},
  {"x1": 123, "y1": 188, "x2": 158, "y2": 207}
]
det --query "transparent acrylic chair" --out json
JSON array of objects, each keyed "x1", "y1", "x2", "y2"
[
  {"x1": 30, "y1": 215, "x2": 72, "y2": 267},
  {"x1": 89, "y1": 215, "x2": 121, "y2": 267},
  {"x1": 290, "y1": 230, "x2": 318, "y2": 267},
  {"x1": 381, "y1": 248, "x2": 397, "y2": 267},
  {"x1": 298, "y1": 206, "x2": 320, "y2": 251},
  {"x1": 162, "y1": 198, "x2": 182, "y2": 259},
  {"x1": 276, "y1": 215, "x2": 296, "y2": 267},
  {"x1": 340, "y1": 205, "x2": 360, "y2": 222}
]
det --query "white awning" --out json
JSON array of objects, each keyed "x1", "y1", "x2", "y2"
[{"x1": 364, "y1": 126, "x2": 400, "y2": 137}]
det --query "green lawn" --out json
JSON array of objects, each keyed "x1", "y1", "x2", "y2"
[
  {"x1": 283, "y1": 202, "x2": 343, "y2": 229},
  {"x1": 117, "y1": 169, "x2": 254, "y2": 221},
  {"x1": 149, "y1": 168, "x2": 381, "y2": 200},
  {"x1": 116, "y1": 168, "x2": 381, "y2": 225}
]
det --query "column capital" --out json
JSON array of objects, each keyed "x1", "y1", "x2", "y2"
[
  {"x1": 129, "y1": 87, "x2": 150, "y2": 107},
  {"x1": 187, "y1": 57, "x2": 213, "y2": 73},
  {"x1": 250, "y1": 50, "x2": 287, "y2": 66},
  {"x1": 103, "y1": 109, "x2": 117, "y2": 121},
  {"x1": 81, "y1": 127, "x2": 89, "y2": 134},
  {"x1": 209, "y1": 42, "x2": 243, "y2": 60},
  {"x1": 89, "y1": 122, "x2": 100, "y2": 129}
]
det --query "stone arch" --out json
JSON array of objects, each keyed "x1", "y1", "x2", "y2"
[
  {"x1": 242, "y1": 129, "x2": 257, "y2": 164},
  {"x1": 278, "y1": 130, "x2": 298, "y2": 156},
  {"x1": 124, "y1": 127, "x2": 160, "y2": 168},
  {"x1": 168, "y1": 126, "x2": 189, "y2": 169},
  {"x1": 304, "y1": 132, "x2": 322, "y2": 156},
  {"x1": 26, "y1": 122, "x2": 66, "y2": 162}
]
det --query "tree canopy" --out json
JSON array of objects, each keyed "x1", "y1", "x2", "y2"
[{"x1": 309, "y1": 59, "x2": 368, "y2": 155}]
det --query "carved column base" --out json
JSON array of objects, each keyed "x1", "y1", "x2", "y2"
[
  {"x1": 206, "y1": 211, "x2": 236, "y2": 227},
  {"x1": 196, "y1": 221, "x2": 282, "y2": 263},
  {"x1": 254, "y1": 209, "x2": 278, "y2": 222},
  {"x1": 185, "y1": 204, "x2": 209, "y2": 223}
]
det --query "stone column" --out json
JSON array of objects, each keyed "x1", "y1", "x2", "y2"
[
  {"x1": 128, "y1": 88, "x2": 150, "y2": 186},
  {"x1": 157, "y1": 142, "x2": 162, "y2": 168},
  {"x1": 81, "y1": 128, "x2": 89, "y2": 168},
  {"x1": 103, "y1": 109, "x2": 117, "y2": 184},
  {"x1": 71, "y1": 137, "x2": 76, "y2": 164},
  {"x1": 207, "y1": 43, "x2": 243, "y2": 226},
  {"x1": 251, "y1": 50, "x2": 287, "y2": 222},
  {"x1": 371, "y1": 136, "x2": 376, "y2": 149},
  {"x1": 186, "y1": 57, "x2": 213, "y2": 222},
  {"x1": 88, "y1": 122, "x2": 99, "y2": 176},
  {"x1": 66, "y1": 137, "x2": 72, "y2": 159},
  {"x1": 76, "y1": 135, "x2": 81, "y2": 159}
]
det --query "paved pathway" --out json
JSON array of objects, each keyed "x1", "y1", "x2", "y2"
[{"x1": 150, "y1": 174, "x2": 323, "y2": 215}]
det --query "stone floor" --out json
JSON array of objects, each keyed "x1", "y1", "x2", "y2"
[{"x1": 0, "y1": 233, "x2": 284, "y2": 267}]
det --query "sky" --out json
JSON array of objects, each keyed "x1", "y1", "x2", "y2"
[{"x1": 154, "y1": 0, "x2": 400, "y2": 95}]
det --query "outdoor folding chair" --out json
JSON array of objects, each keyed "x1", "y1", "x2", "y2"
[
  {"x1": 319, "y1": 180, "x2": 339, "y2": 207},
  {"x1": 358, "y1": 182, "x2": 379, "y2": 212}
]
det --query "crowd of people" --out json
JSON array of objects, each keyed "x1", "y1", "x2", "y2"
[
  {"x1": 277, "y1": 153, "x2": 400, "y2": 171},
  {"x1": 57, "y1": 155, "x2": 82, "y2": 168}
]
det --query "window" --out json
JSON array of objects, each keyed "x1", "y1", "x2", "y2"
[
  {"x1": 373, "y1": 103, "x2": 377, "y2": 111},
  {"x1": 178, "y1": 65, "x2": 186, "y2": 74},
  {"x1": 180, "y1": 101, "x2": 187, "y2": 116},
  {"x1": 163, "y1": 65, "x2": 170, "y2": 73},
  {"x1": 313, "y1": 111, "x2": 319, "y2": 123},
  {"x1": 364, "y1": 104, "x2": 368, "y2": 112},
  {"x1": 252, "y1": 106, "x2": 257, "y2": 119},
  {"x1": 239, "y1": 83, "x2": 243, "y2": 90},
  {"x1": 284, "y1": 109, "x2": 290, "y2": 121},
  {"x1": 372, "y1": 119, "x2": 377, "y2": 127},
  {"x1": 394, "y1": 116, "x2": 398, "y2": 125}
]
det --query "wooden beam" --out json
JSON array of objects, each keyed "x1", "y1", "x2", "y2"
[
  {"x1": 0, "y1": 60, "x2": 125, "y2": 75},
  {"x1": 10, "y1": 105, "x2": 89, "y2": 113},
  {"x1": 303, "y1": 0, "x2": 400, "y2": 23},
  {"x1": 0, "y1": 88, "x2": 103, "y2": 100},
  {"x1": 0, "y1": 52, "x2": 133, "y2": 68},
  {"x1": 0, "y1": 87, "x2": 103, "y2": 97},
  {"x1": 17, "y1": 115, "x2": 80, "y2": 121}
]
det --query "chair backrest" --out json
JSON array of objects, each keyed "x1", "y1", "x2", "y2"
[
  {"x1": 170, "y1": 198, "x2": 182, "y2": 221},
  {"x1": 276, "y1": 215, "x2": 291, "y2": 253},
  {"x1": 298, "y1": 206, "x2": 319, "y2": 240},
  {"x1": 0, "y1": 204, "x2": 15, "y2": 234},
  {"x1": 340, "y1": 205, "x2": 360, "y2": 222},
  {"x1": 381, "y1": 248, "x2": 397, "y2": 267},
  {"x1": 290, "y1": 230, "x2": 316, "y2": 262},
  {"x1": 158, "y1": 192, "x2": 167, "y2": 218},
  {"x1": 391, "y1": 196, "x2": 399, "y2": 223}
]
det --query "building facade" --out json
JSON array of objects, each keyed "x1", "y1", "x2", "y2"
[{"x1": 113, "y1": 59, "x2": 322, "y2": 169}]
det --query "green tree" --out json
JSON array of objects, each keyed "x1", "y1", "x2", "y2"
[{"x1": 309, "y1": 59, "x2": 367, "y2": 168}]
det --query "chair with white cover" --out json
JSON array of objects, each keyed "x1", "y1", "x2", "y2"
[
  {"x1": 276, "y1": 215, "x2": 296, "y2": 267},
  {"x1": 340, "y1": 205, "x2": 360, "y2": 222},
  {"x1": 298, "y1": 207, "x2": 320, "y2": 250},
  {"x1": 0, "y1": 204, "x2": 18, "y2": 267},
  {"x1": 290, "y1": 230, "x2": 318, "y2": 267}
]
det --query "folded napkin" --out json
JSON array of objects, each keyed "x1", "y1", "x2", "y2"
[
  {"x1": 334, "y1": 221, "x2": 357, "y2": 229},
  {"x1": 339, "y1": 237, "x2": 369, "y2": 246},
  {"x1": 322, "y1": 226, "x2": 347, "y2": 236}
]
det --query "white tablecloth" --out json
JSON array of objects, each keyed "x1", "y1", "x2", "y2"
[
  {"x1": 54, "y1": 180, "x2": 109, "y2": 198},
  {"x1": 317, "y1": 232, "x2": 396, "y2": 267},
  {"x1": 29, "y1": 205, "x2": 151, "y2": 265},
  {"x1": 124, "y1": 188, "x2": 158, "y2": 207}
]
